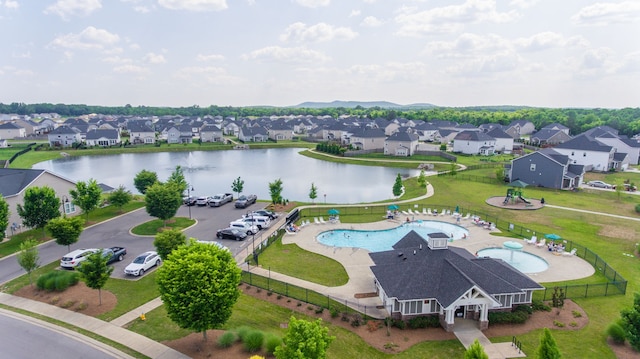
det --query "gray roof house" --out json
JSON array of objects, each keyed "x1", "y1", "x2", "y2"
[
  {"x1": 267, "y1": 122, "x2": 294, "y2": 141},
  {"x1": 509, "y1": 148, "x2": 585, "y2": 189},
  {"x1": 529, "y1": 128, "x2": 571, "y2": 146},
  {"x1": 553, "y1": 134, "x2": 614, "y2": 172},
  {"x1": 85, "y1": 129, "x2": 121, "y2": 147},
  {"x1": 541, "y1": 123, "x2": 570, "y2": 136},
  {"x1": 349, "y1": 128, "x2": 386, "y2": 151},
  {"x1": 0, "y1": 122, "x2": 26, "y2": 139},
  {"x1": 47, "y1": 126, "x2": 82, "y2": 148},
  {"x1": 126, "y1": 121, "x2": 156, "y2": 144},
  {"x1": 384, "y1": 132, "x2": 419, "y2": 156},
  {"x1": 452, "y1": 131, "x2": 496, "y2": 155},
  {"x1": 199, "y1": 124, "x2": 223, "y2": 143},
  {"x1": 370, "y1": 231, "x2": 543, "y2": 331},
  {"x1": 238, "y1": 126, "x2": 268, "y2": 142},
  {"x1": 504, "y1": 120, "x2": 536, "y2": 138},
  {"x1": 486, "y1": 128, "x2": 514, "y2": 154}
]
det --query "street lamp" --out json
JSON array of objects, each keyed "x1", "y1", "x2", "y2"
[
  {"x1": 324, "y1": 194, "x2": 326, "y2": 204},
  {"x1": 61, "y1": 195, "x2": 69, "y2": 217},
  {"x1": 247, "y1": 210, "x2": 258, "y2": 265},
  {"x1": 187, "y1": 185, "x2": 194, "y2": 219}
]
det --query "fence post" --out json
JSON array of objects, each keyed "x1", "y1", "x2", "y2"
[{"x1": 585, "y1": 284, "x2": 588, "y2": 298}]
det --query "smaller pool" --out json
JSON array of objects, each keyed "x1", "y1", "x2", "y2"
[
  {"x1": 316, "y1": 221, "x2": 469, "y2": 253},
  {"x1": 477, "y1": 248, "x2": 549, "y2": 274}
]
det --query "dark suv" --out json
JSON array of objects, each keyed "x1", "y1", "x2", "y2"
[{"x1": 183, "y1": 196, "x2": 197, "y2": 206}]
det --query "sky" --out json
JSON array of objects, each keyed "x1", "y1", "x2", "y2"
[{"x1": 0, "y1": 0, "x2": 639, "y2": 109}]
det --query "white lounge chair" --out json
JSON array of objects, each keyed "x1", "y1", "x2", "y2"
[
  {"x1": 314, "y1": 217, "x2": 321, "y2": 225},
  {"x1": 525, "y1": 236, "x2": 537, "y2": 245},
  {"x1": 535, "y1": 239, "x2": 546, "y2": 248},
  {"x1": 422, "y1": 208, "x2": 428, "y2": 215},
  {"x1": 408, "y1": 209, "x2": 415, "y2": 215},
  {"x1": 427, "y1": 208, "x2": 432, "y2": 215},
  {"x1": 463, "y1": 213, "x2": 471, "y2": 220},
  {"x1": 440, "y1": 209, "x2": 446, "y2": 216},
  {"x1": 402, "y1": 210, "x2": 409, "y2": 216},
  {"x1": 319, "y1": 217, "x2": 327, "y2": 224},
  {"x1": 562, "y1": 248, "x2": 577, "y2": 257}
]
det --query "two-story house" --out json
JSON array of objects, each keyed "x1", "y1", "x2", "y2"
[
  {"x1": 384, "y1": 132, "x2": 419, "y2": 156},
  {"x1": 452, "y1": 131, "x2": 496, "y2": 155},
  {"x1": 509, "y1": 148, "x2": 585, "y2": 189},
  {"x1": 47, "y1": 126, "x2": 82, "y2": 148}
]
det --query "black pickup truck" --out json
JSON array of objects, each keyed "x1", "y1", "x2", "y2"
[{"x1": 102, "y1": 247, "x2": 127, "y2": 264}]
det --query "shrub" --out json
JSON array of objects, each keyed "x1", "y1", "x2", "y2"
[
  {"x1": 391, "y1": 319, "x2": 406, "y2": 330},
  {"x1": 488, "y1": 310, "x2": 529, "y2": 324},
  {"x1": 264, "y1": 334, "x2": 282, "y2": 355},
  {"x1": 408, "y1": 316, "x2": 440, "y2": 329},
  {"x1": 514, "y1": 304, "x2": 533, "y2": 315},
  {"x1": 351, "y1": 314, "x2": 363, "y2": 327},
  {"x1": 367, "y1": 320, "x2": 381, "y2": 332},
  {"x1": 242, "y1": 330, "x2": 264, "y2": 353},
  {"x1": 315, "y1": 307, "x2": 324, "y2": 314},
  {"x1": 75, "y1": 301, "x2": 88, "y2": 311},
  {"x1": 341, "y1": 312, "x2": 350, "y2": 322},
  {"x1": 553, "y1": 320, "x2": 565, "y2": 327},
  {"x1": 217, "y1": 331, "x2": 237, "y2": 348},
  {"x1": 330, "y1": 306, "x2": 340, "y2": 318},
  {"x1": 572, "y1": 310, "x2": 582, "y2": 318},
  {"x1": 235, "y1": 326, "x2": 252, "y2": 341},
  {"x1": 635, "y1": 203, "x2": 640, "y2": 213},
  {"x1": 607, "y1": 322, "x2": 627, "y2": 345},
  {"x1": 60, "y1": 300, "x2": 76, "y2": 308},
  {"x1": 276, "y1": 295, "x2": 282, "y2": 300},
  {"x1": 36, "y1": 271, "x2": 80, "y2": 292},
  {"x1": 531, "y1": 299, "x2": 552, "y2": 312}
]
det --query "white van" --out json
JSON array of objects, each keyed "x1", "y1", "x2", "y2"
[{"x1": 241, "y1": 215, "x2": 271, "y2": 230}]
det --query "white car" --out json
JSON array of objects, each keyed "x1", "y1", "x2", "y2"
[
  {"x1": 124, "y1": 251, "x2": 161, "y2": 276},
  {"x1": 60, "y1": 248, "x2": 100, "y2": 269},
  {"x1": 229, "y1": 221, "x2": 259, "y2": 235}
]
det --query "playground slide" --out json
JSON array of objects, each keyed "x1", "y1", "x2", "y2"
[
  {"x1": 518, "y1": 195, "x2": 531, "y2": 204},
  {"x1": 503, "y1": 194, "x2": 511, "y2": 205}
]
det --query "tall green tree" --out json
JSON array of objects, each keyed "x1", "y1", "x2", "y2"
[
  {"x1": 274, "y1": 316, "x2": 335, "y2": 359},
  {"x1": 309, "y1": 183, "x2": 318, "y2": 203},
  {"x1": 69, "y1": 178, "x2": 102, "y2": 220},
  {"x1": 16, "y1": 186, "x2": 61, "y2": 238},
  {"x1": 0, "y1": 197, "x2": 8, "y2": 237},
  {"x1": 535, "y1": 328, "x2": 562, "y2": 359},
  {"x1": 269, "y1": 178, "x2": 284, "y2": 205},
  {"x1": 46, "y1": 216, "x2": 85, "y2": 252},
  {"x1": 16, "y1": 239, "x2": 40, "y2": 285},
  {"x1": 464, "y1": 339, "x2": 489, "y2": 359},
  {"x1": 156, "y1": 241, "x2": 241, "y2": 341},
  {"x1": 166, "y1": 165, "x2": 188, "y2": 196},
  {"x1": 133, "y1": 169, "x2": 158, "y2": 194},
  {"x1": 145, "y1": 182, "x2": 182, "y2": 227},
  {"x1": 621, "y1": 292, "x2": 640, "y2": 351},
  {"x1": 154, "y1": 229, "x2": 187, "y2": 260},
  {"x1": 417, "y1": 170, "x2": 427, "y2": 188},
  {"x1": 392, "y1": 173, "x2": 403, "y2": 197},
  {"x1": 108, "y1": 185, "x2": 133, "y2": 212},
  {"x1": 76, "y1": 250, "x2": 113, "y2": 305},
  {"x1": 231, "y1": 176, "x2": 244, "y2": 199}
]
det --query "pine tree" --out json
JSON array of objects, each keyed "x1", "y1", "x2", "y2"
[
  {"x1": 464, "y1": 339, "x2": 489, "y2": 359},
  {"x1": 535, "y1": 328, "x2": 562, "y2": 359},
  {"x1": 392, "y1": 174, "x2": 403, "y2": 197}
]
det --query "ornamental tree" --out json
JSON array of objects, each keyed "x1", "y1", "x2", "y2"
[
  {"x1": 133, "y1": 169, "x2": 158, "y2": 194},
  {"x1": 145, "y1": 182, "x2": 182, "y2": 227},
  {"x1": 70, "y1": 178, "x2": 102, "y2": 220},
  {"x1": 392, "y1": 173, "x2": 403, "y2": 197},
  {"x1": 0, "y1": 197, "x2": 8, "y2": 237},
  {"x1": 535, "y1": 328, "x2": 562, "y2": 359},
  {"x1": 16, "y1": 239, "x2": 40, "y2": 285},
  {"x1": 231, "y1": 176, "x2": 244, "y2": 199},
  {"x1": 309, "y1": 183, "x2": 318, "y2": 203},
  {"x1": 46, "y1": 216, "x2": 85, "y2": 252},
  {"x1": 166, "y1": 165, "x2": 188, "y2": 196},
  {"x1": 108, "y1": 185, "x2": 133, "y2": 212},
  {"x1": 76, "y1": 250, "x2": 113, "y2": 305},
  {"x1": 156, "y1": 241, "x2": 241, "y2": 341},
  {"x1": 269, "y1": 178, "x2": 284, "y2": 205},
  {"x1": 17, "y1": 186, "x2": 61, "y2": 238},
  {"x1": 274, "y1": 316, "x2": 335, "y2": 359},
  {"x1": 464, "y1": 339, "x2": 489, "y2": 359}
]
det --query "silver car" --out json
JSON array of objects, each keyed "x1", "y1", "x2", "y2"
[{"x1": 587, "y1": 180, "x2": 613, "y2": 189}]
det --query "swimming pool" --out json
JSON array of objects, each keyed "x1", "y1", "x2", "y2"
[
  {"x1": 476, "y1": 248, "x2": 549, "y2": 274},
  {"x1": 316, "y1": 221, "x2": 469, "y2": 253}
]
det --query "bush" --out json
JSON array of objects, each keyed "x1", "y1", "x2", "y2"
[
  {"x1": 531, "y1": 299, "x2": 552, "y2": 312},
  {"x1": 607, "y1": 322, "x2": 627, "y2": 345},
  {"x1": 217, "y1": 331, "x2": 237, "y2": 348},
  {"x1": 635, "y1": 203, "x2": 640, "y2": 213},
  {"x1": 351, "y1": 314, "x2": 363, "y2": 327},
  {"x1": 408, "y1": 315, "x2": 440, "y2": 329},
  {"x1": 242, "y1": 330, "x2": 264, "y2": 353},
  {"x1": 488, "y1": 310, "x2": 529, "y2": 324},
  {"x1": 235, "y1": 326, "x2": 252, "y2": 341},
  {"x1": 36, "y1": 271, "x2": 80, "y2": 292},
  {"x1": 391, "y1": 318, "x2": 406, "y2": 330},
  {"x1": 330, "y1": 306, "x2": 340, "y2": 318},
  {"x1": 514, "y1": 304, "x2": 533, "y2": 315},
  {"x1": 265, "y1": 334, "x2": 282, "y2": 355}
]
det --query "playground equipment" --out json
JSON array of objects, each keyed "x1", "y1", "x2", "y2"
[{"x1": 503, "y1": 188, "x2": 531, "y2": 205}]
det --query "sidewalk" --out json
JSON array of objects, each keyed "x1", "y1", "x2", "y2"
[{"x1": 0, "y1": 293, "x2": 189, "y2": 359}]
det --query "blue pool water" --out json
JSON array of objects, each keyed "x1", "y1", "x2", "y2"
[
  {"x1": 477, "y1": 248, "x2": 549, "y2": 274},
  {"x1": 316, "y1": 221, "x2": 469, "y2": 253}
]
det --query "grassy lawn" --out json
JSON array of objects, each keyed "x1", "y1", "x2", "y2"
[{"x1": 130, "y1": 217, "x2": 196, "y2": 236}]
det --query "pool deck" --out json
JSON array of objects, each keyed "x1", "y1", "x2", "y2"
[{"x1": 250, "y1": 212, "x2": 595, "y2": 319}]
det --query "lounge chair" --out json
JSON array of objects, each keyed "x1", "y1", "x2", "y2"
[
  {"x1": 427, "y1": 208, "x2": 432, "y2": 215},
  {"x1": 314, "y1": 217, "x2": 321, "y2": 225},
  {"x1": 562, "y1": 248, "x2": 577, "y2": 257},
  {"x1": 319, "y1": 217, "x2": 327, "y2": 224},
  {"x1": 463, "y1": 213, "x2": 471, "y2": 220},
  {"x1": 440, "y1": 209, "x2": 446, "y2": 216},
  {"x1": 285, "y1": 228, "x2": 297, "y2": 235},
  {"x1": 402, "y1": 210, "x2": 409, "y2": 216},
  {"x1": 408, "y1": 209, "x2": 415, "y2": 215},
  {"x1": 526, "y1": 236, "x2": 537, "y2": 245},
  {"x1": 535, "y1": 239, "x2": 546, "y2": 248},
  {"x1": 422, "y1": 208, "x2": 428, "y2": 215}
]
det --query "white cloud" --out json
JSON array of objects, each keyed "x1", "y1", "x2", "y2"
[
  {"x1": 514, "y1": 32, "x2": 588, "y2": 52},
  {"x1": 293, "y1": 0, "x2": 330, "y2": 8},
  {"x1": 44, "y1": 0, "x2": 102, "y2": 20},
  {"x1": 349, "y1": 9, "x2": 361, "y2": 17},
  {"x1": 347, "y1": 61, "x2": 429, "y2": 82},
  {"x1": 509, "y1": 0, "x2": 538, "y2": 9},
  {"x1": 395, "y1": 0, "x2": 520, "y2": 36},
  {"x1": 613, "y1": 51, "x2": 640, "y2": 74},
  {"x1": 363, "y1": 0, "x2": 376, "y2": 3},
  {"x1": 425, "y1": 33, "x2": 510, "y2": 58},
  {"x1": 280, "y1": 22, "x2": 358, "y2": 42},
  {"x1": 572, "y1": 1, "x2": 640, "y2": 26},
  {"x1": 158, "y1": 0, "x2": 228, "y2": 11},
  {"x1": 196, "y1": 53, "x2": 225, "y2": 62},
  {"x1": 174, "y1": 66, "x2": 245, "y2": 85},
  {"x1": 242, "y1": 46, "x2": 330, "y2": 64},
  {"x1": 143, "y1": 52, "x2": 166, "y2": 64},
  {"x1": 48, "y1": 26, "x2": 120, "y2": 52},
  {"x1": 113, "y1": 64, "x2": 150, "y2": 75},
  {"x1": 361, "y1": 16, "x2": 382, "y2": 27},
  {"x1": 445, "y1": 52, "x2": 520, "y2": 76},
  {"x1": 102, "y1": 56, "x2": 132, "y2": 64},
  {"x1": 2, "y1": 1, "x2": 19, "y2": 9}
]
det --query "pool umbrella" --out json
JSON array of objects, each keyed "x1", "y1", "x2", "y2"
[
  {"x1": 387, "y1": 204, "x2": 399, "y2": 210},
  {"x1": 328, "y1": 209, "x2": 340, "y2": 215},
  {"x1": 454, "y1": 205, "x2": 460, "y2": 213},
  {"x1": 509, "y1": 180, "x2": 529, "y2": 188},
  {"x1": 545, "y1": 233, "x2": 562, "y2": 241}
]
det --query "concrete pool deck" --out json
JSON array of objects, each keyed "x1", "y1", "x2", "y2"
[{"x1": 249, "y1": 212, "x2": 595, "y2": 319}]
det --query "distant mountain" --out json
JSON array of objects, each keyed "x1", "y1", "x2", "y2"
[{"x1": 293, "y1": 100, "x2": 436, "y2": 109}]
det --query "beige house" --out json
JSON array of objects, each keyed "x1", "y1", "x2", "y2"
[
  {"x1": 349, "y1": 128, "x2": 386, "y2": 150},
  {"x1": 0, "y1": 122, "x2": 27, "y2": 139},
  {"x1": 384, "y1": 132, "x2": 419, "y2": 156},
  {"x1": 0, "y1": 168, "x2": 77, "y2": 237}
]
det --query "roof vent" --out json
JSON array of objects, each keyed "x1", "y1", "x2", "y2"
[
  {"x1": 413, "y1": 250, "x2": 416, "y2": 255},
  {"x1": 398, "y1": 252, "x2": 403, "y2": 257}
]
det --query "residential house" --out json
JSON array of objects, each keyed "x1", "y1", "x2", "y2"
[
  {"x1": 452, "y1": 131, "x2": 496, "y2": 155},
  {"x1": 127, "y1": 121, "x2": 156, "y2": 144},
  {"x1": 369, "y1": 231, "x2": 543, "y2": 331},
  {"x1": 85, "y1": 129, "x2": 121, "y2": 147},
  {"x1": 486, "y1": 128, "x2": 514, "y2": 154},
  {"x1": 504, "y1": 120, "x2": 536, "y2": 138},
  {"x1": 541, "y1": 123, "x2": 570, "y2": 136},
  {"x1": 267, "y1": 122, "x2": 294, "y2": 141},
  {"x1": 0, "y1": 168, "x2": 78, "y2": 236},
  {"x1": 238, "y1": 126, "x2": 268, "y2": 142},
  {"x1": 13, "y1": 117, "x2": 39, "y2": 136},
  {"x1": 199, "y1": 124, "x2": 223, "y2": 143},
  {"x1": 529, "y1": 129, "x2": 571, "y2": 146},
  {"x1": 349, "y1": 128, "x2": 386, "y2": 151},
  {"x1": 384, "y1": 132, "x2": 419, "y2": 156},
  {"x1": 553, "y1": 134, "x2": 615, "y2": 172},
  {"x1": 585, "y1": 127, "x2": 640, "y2": 166},
  {"x1": 412, "y1": 122, "x2": 439, "y2": 142},
  {"x1": 47, "y1": 126, "x2": 82, "y2": 148},
  {"x1": 509, "y1": 148, "x2": 585, "y2": 189},
  {"x1": 0, "y1": 122, "x2": 26, "y2": 139},
  {"x1": 0, "y1": 138, "x2": 7, "y2": 148},
  {"x1": 224, "y1": 121, "x2": 241, "y2": 136}
]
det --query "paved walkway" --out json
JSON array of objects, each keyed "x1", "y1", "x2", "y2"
[{"x1": 453, "y1": 319, "x2": 525, "y2": 359}]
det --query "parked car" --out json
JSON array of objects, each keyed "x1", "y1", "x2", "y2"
[
  {"x1": 623, "y1": 183, "x2": 637, "y2": 192},
  {"x1": 209, "y1": 193, "x2": 233, "y2": 207},
  {"x1": 196, "y1": 196, "x2": 212, "y2": 206},
  {"x1": 229, "y1": 221, "x2": 259, "y2": 235},
  {"x1": 124, "y1": 251, "x2": 161, "y2": 276},
  {"x1": 60, "y1": 248, "x2": 100, "y2": 269},
  {"x1": 216, "y1": 228, "x2": 248, "y2": 241},
  {"x1": 587, "y1": 180, "x2": 614, "y2": 189},
  {"x1": 196, "y1": 240, "x2": 230, "y2": 251},
  {"x1": 248, "y1": 209, "x2": 278, "y2": 219},
  {"x1": 240, "y1": 215, "x2": 271, "y2": 230},
  {"x1": 183, "y1": 196, "x2": 197, "y2": 206},
  {"x1": 102, "y1": 246, "x2": 127, "y2": 264},
  {"x1": 235, "y1": 194, "x2": 257, "y2": 208}
]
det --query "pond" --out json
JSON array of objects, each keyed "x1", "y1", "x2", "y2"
[{"x1": 33, "y1": 148, "x2": 420, "y2": 203}]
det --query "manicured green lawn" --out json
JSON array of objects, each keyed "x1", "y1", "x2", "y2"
[{"x1": 130, "y1": 217, "x2": 196, "y2": 236}]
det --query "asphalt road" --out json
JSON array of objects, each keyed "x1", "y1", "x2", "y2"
[
  {"x1": 0, "y1": 310, "x2": 127, "y2": 359},
  {"x1": 0, "y1": 201, "x2": 274, "y2": 285}
]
